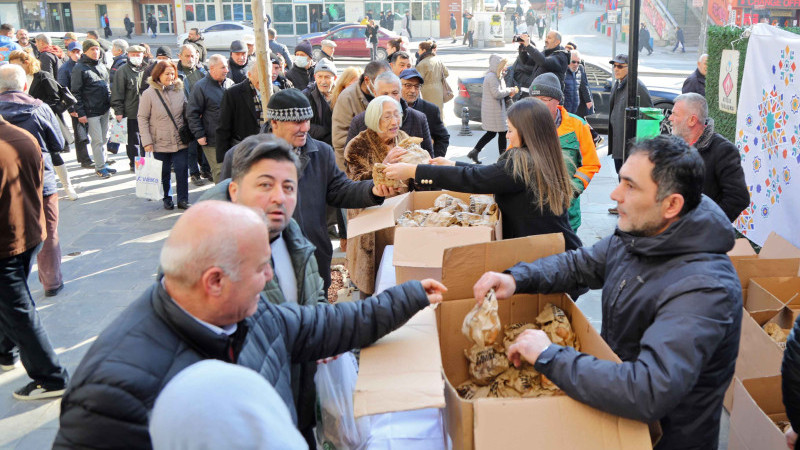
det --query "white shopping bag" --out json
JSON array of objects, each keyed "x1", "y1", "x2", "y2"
[
  {"x1": 315, "y1": 352, "x2": 370, "y2": 449},
  {"x1": 135, "y1": 154, "x2": 163, "y2": 201},
  {"x1": 109, "y1": 118, "x2": 128, "y2": 144}
]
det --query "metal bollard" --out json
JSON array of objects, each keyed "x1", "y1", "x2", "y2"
[{"x1": 458, "y1": 107, "x2": 473, "y2": 136}]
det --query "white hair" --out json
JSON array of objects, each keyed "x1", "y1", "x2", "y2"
[
  {"x1": 374, "y1": 71, "x2": 401, "y2": 90},
  {"x1": 365, "y1": 95, "x2": 402, "y2": 133},
  {"x1": 34, "y1": 33, "x2": 50, "y2": 44},
  {"x1": 0, "y1": 64, "x2": 26, "y2": 93},
  {"x1": 698, "y1": 53, "x2": 708, "y2": 63},
  {"x1": 180, "y1": 44, "x2": 198, "y2": 57},
  {"x1": 112, "y1": 39, "x2": 129, "y2": 53},
  {"x1": 675, "y1": 92, "x2": 708, "y2": 123},
  {"x1": 208, "y1": 54, "x2": 227, "y2": 68}
]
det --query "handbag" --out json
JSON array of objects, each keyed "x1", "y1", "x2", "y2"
[
  {"x1": 53, "y1": 84, "x2": 77, "y2": 115},
  {"x1": 442, "y1": 69, "x2": 454, "y2": 103},
  {"x1": 154, "y1": 89, "x2": 193, "y2": 145}
]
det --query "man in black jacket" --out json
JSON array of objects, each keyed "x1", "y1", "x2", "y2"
[
  {"x1": 518, "y1": 31, "x2": 570, "y2": 89},
  {"x1": 227, "y1": 40, "x2": 249, "y2": 84},
  {"x1": 303, "y1": 58, "x2": 336, "y2": 145},
  {"x1": 54, "y1": 199, "x2": 446, "y2": 449},
  {"x1": 263, "y1": 88, "x2": 401, "y2": 290},
  {"x1": 215, "y1": 63, "x2": 263, "y2": 163},
  {"x1": 346, "y1": 71, "x2": 434, "y2": 156},
  {"x1": 476, "y1": 135, "x2": 741, "y2": 450},
  {"x1": 400, "y1": 68, "x2": 450, "y2": 157},
  {"x1": 188, "y1": 54, "x2": 234, "y2": 182},
  {"x1": 268, "y1": 28, "x2": 293, "y2": 71},
  {"x1": 682, "y1": 54, "x2": 707, "y2": 96},
  {"x1": 669, "y1": 93, "x2": 748, "y2": 222},
  {"x1": 71, "y1": 39, "x2": 115, "y2": 178},
  {"x1": 639, "y1": 23, "x2": 653, "y2": 55},
  {"x1": 286, "y1": 40, "x2": 315, "y2": 91},
  {"x1": 110, "y1": 45, "x2": 146, "y2": 171},
  {"x1": 183, "y1": 28, "x2": 207, "y2": 64}
]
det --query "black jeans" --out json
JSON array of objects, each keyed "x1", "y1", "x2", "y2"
[
  {"x1": 474, "y1": 130, "x2": 507, "y2": 155},
  {"x1": 126, "y1": 118, "x2": 143, "y2": 166},
  {"x1": 154, "y1": 148, "x2": 189, "y2": 203},
  {"x1": 71, "y1": 115, "x2": 92, "y2": 164},
  {"x1": 0, "y1": 244, "x2": 69, "y2": 387}
]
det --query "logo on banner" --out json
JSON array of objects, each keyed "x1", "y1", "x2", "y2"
[{"x1": 719, "y1": 49, "x2": 740, "y2": 114}]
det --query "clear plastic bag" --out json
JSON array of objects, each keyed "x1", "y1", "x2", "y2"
[{"x1": 314, "y1": 352, "x2": 369, "y2": 449}]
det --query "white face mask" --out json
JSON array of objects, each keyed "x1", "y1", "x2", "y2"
[
  {"x1": 129, "y1": 56, "x2": 143, "y2": 67},
  {"x1": 295, "y1": 55, "x2": 309, "y2": 68}
]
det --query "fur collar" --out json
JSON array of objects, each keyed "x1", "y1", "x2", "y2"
[{"x1": 147, "y1": 77, "x2": 184, "y2": 92}]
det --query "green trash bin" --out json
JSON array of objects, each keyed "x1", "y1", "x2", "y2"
[{"x1": 636, "y1": 107, "x2": 664, "y2": 141}]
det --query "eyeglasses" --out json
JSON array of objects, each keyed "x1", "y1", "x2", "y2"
[
  {"x1": 613, "y1": 64, "x2": 628, "y2": 69},
  {"x1": 570, "y1": 60, "x2": 580, "y2": 64},
  {"x1": 402, "y1": 82, "x2": 421, "y2": 90}
]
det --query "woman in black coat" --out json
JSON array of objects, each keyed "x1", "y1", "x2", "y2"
[
  {"x1": 366, "y1": 19, "x2": 380, "y2": 61},
  {"x1": 383, "y1": 98, "x2": 582, "y2": 251}
]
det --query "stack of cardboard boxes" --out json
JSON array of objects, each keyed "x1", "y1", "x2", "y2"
[
  {"x1": 726, "y1": 233, "x2": 800, "y2": 450},
  {"x1": 354, "y1": 234, "x2": 653, "y2": 449}
]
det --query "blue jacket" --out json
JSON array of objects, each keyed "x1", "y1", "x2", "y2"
[
  {"x1": 510, "y1": 196, "x2": 741, "y2": 450},
  {"x1": 0, "y1": 91, "x2": 63, "y2": 197},
  {"x1": 71, "y1": 54, "x2": 111, "y2": 118},
  {"x1": 0, "y1": 34, "x2": 21, "y2": 61},
  {"x1": 57, "y1": 58, "x2": 77, "y2": 89},
  {"x1": 563, "y1": 64, "x2": 593, "y2": 116}
]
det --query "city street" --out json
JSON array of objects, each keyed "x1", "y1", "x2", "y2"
[{"x1": 0, "y1": 4, "x2": 724, "y2": 448}]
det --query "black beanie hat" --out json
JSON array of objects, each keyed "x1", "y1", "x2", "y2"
[{"x1": 266, "y1": 88, "x2": 314, "y2": 122}]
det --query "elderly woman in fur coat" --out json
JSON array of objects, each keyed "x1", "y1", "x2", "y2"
[{"x1": 343, "y1": 96, "x2": 410, "y2": 294}]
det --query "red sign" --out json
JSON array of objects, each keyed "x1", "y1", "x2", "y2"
[
  {"x1": 643, "y1": 0, "x2": 667, "y2": 38},
  {"x1": 709, "y1": 0, "x2": 730, "y2": 24},
  {"x1": 737, "y1": 0, "x2": 800, "y2": 9}
]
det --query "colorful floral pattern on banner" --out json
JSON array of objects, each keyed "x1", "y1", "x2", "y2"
[{"x1": 735, "y1": 24, "x2": 800, "y2": 248}]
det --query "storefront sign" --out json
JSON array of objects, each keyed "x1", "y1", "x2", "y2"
[
  {"x1": 770, "y1": 8, "x2": 795, "y2": 15},
  {"x1": 719, "y1": 49, "x2": 740, "y2": 114},
  {"x1": 737, "y1": 0, "x2": 800, "y2": 9},
  {"x1": 710, "y1": 0, "x2": 731, "y2": 24}
]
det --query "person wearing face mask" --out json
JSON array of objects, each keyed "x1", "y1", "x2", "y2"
[
  {"x1": 331, "y1": 60, "x2": 390, "y2": 170},
  {"x1": 285, "y1": 40, "x2": 315, "y2": 91},
  {"x1": 227, "y1": 40, "x2": 250, "y2": 84},
  {"x1": 303, "y1": 58, "x2": 336, "y2": 146},
  {"x1": 137, "y1": 60, "x2": 191, "y2": 210},
  {"x1": 176, "y1": 44, "x2": 210, "y2": 185},
  {"x1": 111, "y1": 45, "x2": 147, "y2": 172}
]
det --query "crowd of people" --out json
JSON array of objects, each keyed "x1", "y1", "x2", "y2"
[{"x1": 0, "y1": 15, "x2": 791, "y2": 450}]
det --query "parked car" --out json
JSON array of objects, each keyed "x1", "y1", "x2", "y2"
[
  {"x1": 297, "y1": 23, "x2": 357, "y2": 43},
  {"x1": 176, "y1": 22, "x2": 254, "y2": 50},
  {"x1": 305, "y1": 24, "x2": 404, "y2": 60},
  {"x1": 454, "y1": 61, "x2": 679, "y2": 135}
]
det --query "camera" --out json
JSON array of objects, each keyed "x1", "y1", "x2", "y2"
[{"x1": 513, "y1": 34, "x2": 524, "y2": 43}]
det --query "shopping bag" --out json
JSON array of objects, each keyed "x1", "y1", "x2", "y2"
[
  {"x1": 135, "y1": 154, "x2": 163, "y2": 201},
  {"x1": 314, "y1": 352, "x2": 369, "y2": 449},
  {"x1": 109, "y1": 118, "x2": 128, "y2": 144}
]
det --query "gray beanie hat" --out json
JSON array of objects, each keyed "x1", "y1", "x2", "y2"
[
  {"x1": 315, "y1": 58, "x2": 337, "y2": 76},
  {"x1": 529, "y1": 72, "x2": 564, "y2": 103}
]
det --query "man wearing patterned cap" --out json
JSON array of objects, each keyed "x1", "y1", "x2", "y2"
[{"x1": 263, "y1": 88, "x2": 399, "y2": 294}]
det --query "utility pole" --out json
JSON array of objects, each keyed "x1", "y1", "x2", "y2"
[
  {"x1": 623, "y1": 0, "x2": 641, "y2": 162},
  {"x1": 698, "y1": 0, "x2": 710, "y2": 53},
  {"x1": 251, "y1": 0, "x2": 272, "y2": 121}
]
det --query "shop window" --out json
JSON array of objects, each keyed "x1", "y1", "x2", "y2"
[
  {"x1": 365, "y1": 2, "x2": 381, "y2": 18},
  {"x1": 186, "y1": 0, "x2": 215, "y2": 22},
  {"x1": 325, "y1": 3, "x2": 345, "y2": 23},
  {"x1": 393, "y1": 2, "x2": 410, "y2": 16},
  {"x1": 221, "y1": 0, "x2": 253, "y2": 21},
  {"x1": 411, "y1": 2, "x2": 422, "y2": 20}
]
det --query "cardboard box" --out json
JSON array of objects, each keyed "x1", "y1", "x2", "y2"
[
  {"x1": 752, "y1": 277, "x2": 800, "y2": 305},
  {"x1": 728, "y1": 238, "x2": 758, "y2": 258},
  {"x1": 354, "y1": 235, "x2": 652, "y2": 449},
  {"x1": 346, "y1": 191, "x2": 503, "y2": 284},
  {"x1": 725, "y1": 233, "x2": 800, "y2": 411},
  {"x1": 728, "y1": 376, "x2": 788, "y2": 450},
  {"x1": 746, "y1": 278, "x2": 793, "y2": 323}
]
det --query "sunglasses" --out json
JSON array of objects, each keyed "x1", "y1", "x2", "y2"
[
  {"x1": 613, "y1": 64, "x2": 628, "y2": 69},
  {"x1": 570, "y1": 60, "x2": 580, "y2": 64}
]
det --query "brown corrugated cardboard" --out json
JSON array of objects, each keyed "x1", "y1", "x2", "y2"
[
  {"x1": 353, "y1": 307, "x2": 445, "y2": 417},
  {"x1": 753, "y1": 277, "x2": 800, "y2": 305},
  {"x1": 747, "y1": 279, "x2": 793, "y2": 323},
  {"x1": 437, "y1": 292, "x2": 652, "y2": 449},
  {"x1": 728, "y1": 376, "x2": 787, "y2": 450},
  {"x1": 729, "y1": 238, "x2": 757, "y2": 258},
  {"x1": 759, "y1": 231, "x2": 800, "y2": 259},
  {"x1": 346, "y1": 191, "x2": 503, "y2": 284}
]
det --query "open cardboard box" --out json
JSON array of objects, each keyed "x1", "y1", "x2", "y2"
[
  {"x1": 746, "y1": 278, "x2": 793, "y2": 324},
  {"x1": 346, "y1": 190, "x2": 502, "y2": 284},
  {"x1": 728, "y1": 376, "x2": 788, "y2": 450},
  {"x1": 354, "y1": 234, "x2": 652, "y2": 449},
  {"x1": 754, "y1": 277, "x2": 800, "y2": 304},
  {"x1": 725, "y1": 233, "x2": 800, "y2": 410}
]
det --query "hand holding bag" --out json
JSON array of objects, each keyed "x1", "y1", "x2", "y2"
[
  {"x1": 154, "y1": 89, "x2": 194, "y2": 145},
  {"x1": 109, "y1": 118, "x2": 128, "y2": 144}
]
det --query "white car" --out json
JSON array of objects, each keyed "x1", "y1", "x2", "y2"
[{"x1": 176, "y1": 22, "x2": 254, "y2": 51}]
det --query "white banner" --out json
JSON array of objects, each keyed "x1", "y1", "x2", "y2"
[
  {"x1": 719, "y1": 49, "x2": 740, "y2": 114},
  {"x1": 734, "y1": 24, "x2": 800, "y2": 248}
]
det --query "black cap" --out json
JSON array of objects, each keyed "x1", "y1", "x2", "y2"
[
  {"x1": 609, "y1": 54, "x2": 628, "y2": 65},
  {"x1": 156, "y1": 46, "x2": 172, "y2": 58},
  {"x1": 266, "y1": 89, "x2": 314, "y2": 122}
]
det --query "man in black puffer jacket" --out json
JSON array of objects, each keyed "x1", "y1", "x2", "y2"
[
  {"x1": 515, "y1": 31, "x2": 570, "y2": 91},
  {"x1": 71, "y1": 39, "x2": 113, "y2": 177},
  {"x1": 54, "y1": 200, "x2": 444, "y2": 449},
  {"x1": 477, "y1": 136, "x2": 742, "y2": 450},
  {"x1": 669, "y1": 93, "x2": 749, "y2": 222}
]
